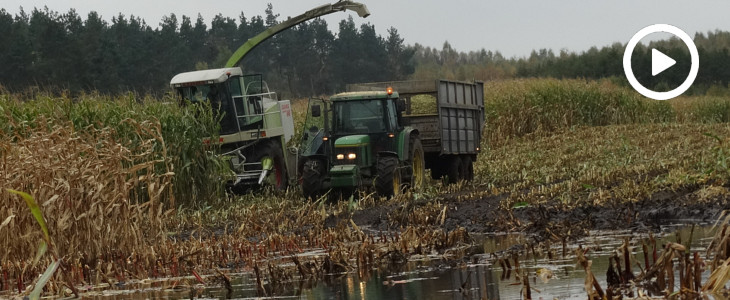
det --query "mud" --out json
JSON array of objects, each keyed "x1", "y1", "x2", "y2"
[{"x1": 336, "y1": 183, "x2": 730, "y2": 242}]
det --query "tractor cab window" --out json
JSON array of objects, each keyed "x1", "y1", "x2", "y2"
[
  {"x1": 386, "y1": 100, "x2": 399, "y2": 131},
  {"x1": 333, "y1": 100, "x2": 388, "y2": 135}
]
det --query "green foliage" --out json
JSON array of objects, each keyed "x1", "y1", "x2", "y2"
[
  {"x1": 0, "y1": 92, "x2": 228, "y2": 207},
  {"x1": 483, "y1": 79, "x2": 675, "y2": 145},
  {"x1": 674, "y1": 96, "x2": 730, "y2": 123},
  {"x1": 6, "y1": 189, "x2": 51, "y2": 265}
]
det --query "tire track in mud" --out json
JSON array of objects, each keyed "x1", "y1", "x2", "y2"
[{"x1": 336, "y1": 183, "x2": 730, "y2": 243}]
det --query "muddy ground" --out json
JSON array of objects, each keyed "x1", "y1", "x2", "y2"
[{"x1": 327, "y1": 183, "x2": 730, "y2": 242}]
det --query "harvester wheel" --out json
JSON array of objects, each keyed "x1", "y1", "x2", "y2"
[
  {"x1": 462, "y1": 155, "x2": 474, "y2": 181},
  {"x1": 301, "y1": 159, "x2": 325, "y2": 199},
  {"x1": 445, "y1": 155, "x2": 464, "y2": 184},
  {"x1": 375, "y1": 156, "x2": 401, "y2": 197},
  {"x1": 408, "y1": 137, "x2": 425, "y2": 191},
  {"x1": 252, "y1": 141, "x2": 288, "y2": 191}
]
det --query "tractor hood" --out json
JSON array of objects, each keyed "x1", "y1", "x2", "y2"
[
  {"x1": 335, "y1": 135, "x2": 370, "y2": 148},
  {"x1": 170, "y1": 67, "x2": 243, "y2": 88}
]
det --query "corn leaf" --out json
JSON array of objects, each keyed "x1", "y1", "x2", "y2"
[
  {"x1": 29, "y1": 259, "x2": 61, "y2": 300},
  {"x1": 33, "y1": 240, "x2": 47, "y2": 266},
  {"x1": 7, "y1": 189, "x2": 50, "y2": 244}
]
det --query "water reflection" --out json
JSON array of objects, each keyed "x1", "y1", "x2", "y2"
[{"x1": 83, "y1": 224, "x2": 715, "y2": 299}]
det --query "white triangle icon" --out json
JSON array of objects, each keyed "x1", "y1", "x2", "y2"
[{"x1": 652, "y1": 48, "x2": 676, "y2": 76}]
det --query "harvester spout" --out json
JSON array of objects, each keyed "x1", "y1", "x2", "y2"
[
  {"x1": 334, "y1": 1, "x2": 371, "y2": 18},
  {"x1": 225, "y1": 1, "x2": 370, "y2": 68}
]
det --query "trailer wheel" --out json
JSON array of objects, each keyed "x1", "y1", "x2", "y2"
[
  {"x1": 375, "y1": 156, "x2": 401, "y2": 197},
  {"x1": 301, "y1": 158, "x2": 325, "y2": 199},
  {"x1": 445, "y1": 155, "x2": 464, "y2": 184},
  {"x1": 408, "y1": 138, "x2": 425, "y2": 191},
  {"x1": 430, "y1": 163, "x2": 443, "y2": 180},
  {"x1": 253, "y1": 141, "x2": 288, "y2": 191},
  {"x1": 462, "y1": 155, "x2": 474, "y2": 181}
]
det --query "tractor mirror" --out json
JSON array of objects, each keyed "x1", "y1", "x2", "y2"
[
  {"x1": 312, "y1": 105, "x2": 321, "y2": 117},
  {"x1": 397, "y1": 99, "x2": 406, "y2": 112}
]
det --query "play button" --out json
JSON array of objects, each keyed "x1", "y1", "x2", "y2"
[
  {"x1": 623, "y1": 24, "x2": 699, "y2": 100},
  {"x1": 651, "y1": 49, "x2": 676, "y2": 76}
]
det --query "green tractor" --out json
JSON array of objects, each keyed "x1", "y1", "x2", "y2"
[
  {"x1": 299, "y1": 79, "x2": 485, "y2": 198},
  {"x1": 299, "y1": 88, "x2": 425, "y2": 198}
]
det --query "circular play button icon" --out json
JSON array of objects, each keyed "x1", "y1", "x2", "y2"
[{"x1": 623, "y1": 24, "x2": 699, "y2": 100}]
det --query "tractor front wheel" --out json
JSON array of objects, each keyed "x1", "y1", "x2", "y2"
[
  {"x1": 375, "y1": 156, "x2": 401, "y2": 198},
  {"x1": 301, "y1": 159, "x2": 326, "y2": 199}
]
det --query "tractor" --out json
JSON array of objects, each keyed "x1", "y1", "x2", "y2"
[
  {"x1": 299, "y1": 79, "x2": 485, "y2": 198},
  {"x1": 299, "y1": 88, "x2": 425, "y2": 198}
]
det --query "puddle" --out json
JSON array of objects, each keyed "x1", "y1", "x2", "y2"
[{"x1": 72, "y1": 222, "x2": 720, "y2": 299}]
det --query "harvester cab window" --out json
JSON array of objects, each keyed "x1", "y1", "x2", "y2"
[
  {"x1": 229, "y1": 77, "x2": 250, "y2": 130},
  {"x1": 240, "y1": 75, "x2": 266, "y2": 126}
]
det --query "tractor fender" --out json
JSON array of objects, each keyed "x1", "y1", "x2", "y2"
[
  {"x1": 377, "y1": 151, "x2": 399, "y2": 160},
  {"x1": 399, "y1": 128, "x2": 420, "y2": 161}
]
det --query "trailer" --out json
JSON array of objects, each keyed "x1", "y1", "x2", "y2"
[{"x1": 346, "y1": 80, "x2": 485, "y2": 183}]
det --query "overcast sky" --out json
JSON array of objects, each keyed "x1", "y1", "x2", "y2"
[{"x1": 3, "y1": 0, "x2": 730, "y2": 58}]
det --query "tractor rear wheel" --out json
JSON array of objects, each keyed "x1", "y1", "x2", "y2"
[
  {"x1": 408, "y1": 138, "x2": 425, "y2": 191},
  {"x1": 301, "y1": 158, "x2": 325, "y2": 199},
  {"x1": 375, "y1": 156, "x2": 400, "y2": 197}
]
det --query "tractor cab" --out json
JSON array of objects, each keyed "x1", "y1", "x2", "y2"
[{"x1": 329, "y1": 90, "x2": 401, "y2": 158}]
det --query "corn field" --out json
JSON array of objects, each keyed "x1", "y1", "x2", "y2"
[{"x1": 2, "y1": 79, "x2": 730, "y2": 297}]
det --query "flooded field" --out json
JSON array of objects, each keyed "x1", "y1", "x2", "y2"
[{"x1": 74, "y1": 222, "x2": 718, "y2": 299}]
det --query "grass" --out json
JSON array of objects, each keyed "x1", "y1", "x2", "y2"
[{"x1": 3, "y1": 79, "x2": 730, "y2": 297}]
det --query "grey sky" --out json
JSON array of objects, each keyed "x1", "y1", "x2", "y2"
[{"x1": 3, "y1": 0, "x2": 730, "y2": 58}]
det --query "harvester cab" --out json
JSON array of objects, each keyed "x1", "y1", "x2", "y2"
[{"x1": 170, "y1": 68, "x2": 295, "y2": 191}]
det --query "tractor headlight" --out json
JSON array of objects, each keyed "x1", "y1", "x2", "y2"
[
  {"x1": 336, "y1": 154, "x2": 345, "y2": 160},
  {"x1": 347, "y1": 153, "x2": 356, "y2": 160}
]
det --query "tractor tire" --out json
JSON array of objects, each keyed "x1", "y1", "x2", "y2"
[
  {"x1": 375, "y1": 156, "x2": 401, "y2": 197},
  {"x1": 301, "y1": 159, "x2": 325, "y2": 199},
  {"x1": 251, "y1": 141, "x2": 288, "y2": 191},
  {"x1": 445, "y1": 155, "x2": 464, "y2": 184},
  {"x1": 462, "y1": 155, "x2": 474, "y2": 181},
  {"x1": 408, "y1": 137, "x2": 425, "y2": 191}
]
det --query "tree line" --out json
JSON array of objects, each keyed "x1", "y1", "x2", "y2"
[
  {"x1": 0, "y1": 6, "x2": 413, "y2": 97},
  {"x1": 413, "y1": 31, "x2": 730, "y2": 95},
  {"x1": 1, "y1": 5, "x2": 730, "y2": 97}
]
